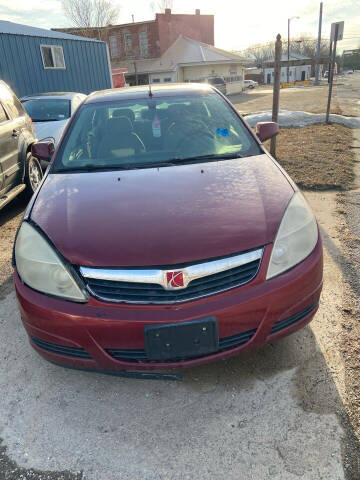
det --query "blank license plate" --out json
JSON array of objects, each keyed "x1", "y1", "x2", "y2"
[{"x1": 145, "y1": 317, "x2": 219, "y2": 361}]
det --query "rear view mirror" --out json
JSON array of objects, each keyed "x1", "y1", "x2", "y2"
[
  {"x1": 255, "y1": 122, "x2": 280, "y2": 142},
  {"x1": 32, "y1": 141, "x2": 55, "y2": 161}
]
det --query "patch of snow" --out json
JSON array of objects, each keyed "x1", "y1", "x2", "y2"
[{"x1": 244, "y1": 109, "x2": 360, "y2": 129}]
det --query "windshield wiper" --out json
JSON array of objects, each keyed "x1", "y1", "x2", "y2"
[
  {"x1": 55, "y1": 162, "x2": 176, "y2": 173},
  {"x1": 54, "y1": 154, "x2": 244, "y2": 174},
  {"x1": 55, "y1": 164, "x2": 130, "y2": 173},
  {"x1": 167, "y1": 152, "x2": 245, "y2": 165}
]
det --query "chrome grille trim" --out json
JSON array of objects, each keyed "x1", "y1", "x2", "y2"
[
  {"x1": 79, "y1": 248, "x2": 263, "y2": 304},
  {"x1": 80, "y1": 248, "x2": 263, "y2": 289}
]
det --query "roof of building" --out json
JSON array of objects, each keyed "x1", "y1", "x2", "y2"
[
  {"x1": 0, "y1": 20, "x2": 101, "y2": 42},
  {"x1": 265, "y1": 52, "x2": 311, "y2": 63},
  {"x1": 117, "y1": 35, "x2": 251, "y2": 75},
  {"x1": 86, "y1": 82, "x2": 215, "y2": 103}
]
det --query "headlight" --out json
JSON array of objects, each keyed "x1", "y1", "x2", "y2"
[
  {"x1": 15, "y1": 222, "x2": 88, "y2": 302},
  {"x1": 266, "y1": 192, "x2": 318, "y2": 279}
]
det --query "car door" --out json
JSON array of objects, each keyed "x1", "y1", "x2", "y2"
[{"x1": 0, "y1": 99, "x2": 19, "y2": 193}]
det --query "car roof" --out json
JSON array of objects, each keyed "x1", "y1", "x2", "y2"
[
  {"x1": 20, "y1": 92, "x2": 84, "y2": 101},
  {"x1": 85, "y1": 83, "x2": 215, "y2": 104}
]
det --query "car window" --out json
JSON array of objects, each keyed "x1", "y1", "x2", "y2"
[
  {"x1": 207, "y1": 77, "x2": 224, "y2": 85},
  {"x1": 22, "y1": 99, "x2": 71, "y2": 122},
  {"x1": 54, "y1": 92, "x2": 262, "y2": 172},
  {"x1": 0, "y1": 82, "x2": 25, "y2": 119},
  {"x1": 0, "y1": 103, "x2": 8, "y2": 123}
]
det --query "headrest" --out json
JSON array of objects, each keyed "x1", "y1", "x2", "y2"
[
  {"x1": 106, "y1": 116, "x2": 132, "y2": 134},
  {"x1": 111, "y1": 108, "x2": 135, "y2": 123},
  {"x1": 167, "y1": 103, "x2": 187, "y2": 118}
]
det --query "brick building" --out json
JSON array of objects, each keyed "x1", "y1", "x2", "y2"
[{"x1": 54, "y1": 9, "x2": 214, "y2": 67}]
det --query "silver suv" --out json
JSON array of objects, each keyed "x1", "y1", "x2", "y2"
[{"x1": 0, "y1": 81, "x2": 42, "y2": 210}]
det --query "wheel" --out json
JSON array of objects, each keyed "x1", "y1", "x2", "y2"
[{"x1": 24, "y1": 154, "x2": 43, "y2": 199}]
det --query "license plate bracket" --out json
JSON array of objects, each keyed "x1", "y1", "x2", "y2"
[{"x1": 145, "y1": 317, "x2": 219, "y2": 361}]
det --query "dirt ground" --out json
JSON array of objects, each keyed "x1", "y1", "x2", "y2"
[
  {"x1": 273, "y1": 124, "x2": 356, "y2": 190},
  {"x1": 230, "y1": 83, "x2": 342, "y2": 116},
  {"x1": 0, "y1": 196, "x2": 25, "y2": 297}
]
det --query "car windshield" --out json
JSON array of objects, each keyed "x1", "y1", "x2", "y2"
[
  {"x1": 22, "y1": 99, "x2": 71, "y2": 122},
  {"x1": 53, "y1": 92, "x2": 262, "y2": 172}
]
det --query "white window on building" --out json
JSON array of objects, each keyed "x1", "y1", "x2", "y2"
[
  {"x1": 139, "y1": 31, "x2": 149, "y2": 57},
  {"x1": 152, "y1": 78, "x2": 160, "y2": 83},
  {"x1": 109, "y1": 36, "x2": 119, "y2": 58},
  {"x1": 124, "y1": 33, "x2": 132, "y2": 50},
  {"x1": 163, "y1": 77, "x2": 172, "y2": 82},
  {"x1": 40, "y1": 45, "x2": 66, "y2": 69}
]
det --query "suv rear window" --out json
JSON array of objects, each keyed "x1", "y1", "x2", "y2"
[{"x1": 22, "y1": 99, "x2": 71, "y2": 122}]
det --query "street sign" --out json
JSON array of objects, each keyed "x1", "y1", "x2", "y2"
[{"x1": 331, "y1": 21, "x2": 344, "y2": 41}]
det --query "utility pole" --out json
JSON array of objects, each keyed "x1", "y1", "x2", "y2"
[
  {"x1": 326, "y1": 24, "x2": 339, "y2": 123},
  {"x1": 287, "y1": 19, "x2": 290, "y2": 83},
  {"x1": 271, "y1": 34, "x2": 282, "y2": 157},
  {"x1": 314, "y1": 2, "x2": 323, "y2": 85},
  {"x1": 328, "y1": 40, "x2": 333, "y2": 84},
  {"x1": 287, "y1": 17, "x2": 299, "y2": 83}
]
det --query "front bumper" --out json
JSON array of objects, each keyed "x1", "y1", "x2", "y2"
[{"x1": 14, "y1": 240, "x2": 323, "y2": 372}]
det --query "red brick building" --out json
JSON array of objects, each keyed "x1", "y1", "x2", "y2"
[{"x1": 54, "y1": 9, "x2": 214, "y2": 66}]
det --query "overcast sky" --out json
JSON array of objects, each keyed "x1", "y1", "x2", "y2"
[{"x1": 0, "y1": 0, "x2": 359, "y2": 52}]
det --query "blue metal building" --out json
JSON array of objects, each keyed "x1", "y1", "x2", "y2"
[{"x1": 0, "y1": 21, "x2": 112, "y2": 97}]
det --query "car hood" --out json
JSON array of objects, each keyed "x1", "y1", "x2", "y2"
[
  {"x1": 30, "y1": 155, "x2": 294, "y2": 267},
  {"x1": 34, "y1": 119, "x2": 69, "y2": 146}
]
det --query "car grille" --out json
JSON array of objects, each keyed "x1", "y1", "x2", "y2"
[
  {"x1": 106, "y1": 328, "x2": 257, "y2": 363},
  {"x1": 31, "y1": 337, "x2": 92, "y2": 359},
  {"x1": 270, "y1": 302, "x2": 319, "y2": 335},
  {"x1": 82, "y1": 255, "x2": 262, "y2": 304}
]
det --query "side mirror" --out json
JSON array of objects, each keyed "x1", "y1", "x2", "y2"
[
  {"x1": 32, "y1": 141, "x2": 55, "y2": 161},
  {"x1": 255, "y1": 122, "x2": 280, "y2": 142}
]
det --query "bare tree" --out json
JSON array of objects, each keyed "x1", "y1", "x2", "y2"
[
  {"x1": 150, "y1": 0, "x2": 174, "y2": 13},
  {"x1": 62, "y1": 0, "x2": 119, "y2": 28},
  {"x1": 242, "y1": 35, "x2": 330, "y2": 66}
]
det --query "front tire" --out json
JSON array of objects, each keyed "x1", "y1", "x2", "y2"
[{"x1": 24, "y1": 154, "x2": 43, "y2": 199}]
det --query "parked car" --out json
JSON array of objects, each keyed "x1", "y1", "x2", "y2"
[
  {"x1": 14, "y1": 83, "x2": 322, "y2": 377},
  {"x1": 204, "y1": 76, "x2": 227, "y2": 95},
  {"x1": 347, "y1": 69, "x2": 354, "y2": 74},
  {"x1": 244, "y1": 80, "x2": 258, "y2": 89},
  {"x1": 20, "y1": 92, "x2": 86, "y2": 156},
  {"x1": 0, "y1": 80, "x2": 42, "y2": 211},
  {"x1": 324, "y1": 71, "x2": 329, "y2": 78}
]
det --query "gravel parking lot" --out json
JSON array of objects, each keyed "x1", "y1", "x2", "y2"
[
  {"x1": 231, "y1": 82, "x2": 342, "y2": 116},
  {"x1": 1, "y1": 76, "x2": 360, "y2": 480}
]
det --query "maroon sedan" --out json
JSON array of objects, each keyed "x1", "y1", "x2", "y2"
[{"x1": 14, "y1": 83, "x2": 322, "y2": 378}]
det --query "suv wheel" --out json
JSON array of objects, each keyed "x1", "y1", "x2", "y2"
[{"x1": 24, "y1": 154, "x2": 43, "y2": 198}]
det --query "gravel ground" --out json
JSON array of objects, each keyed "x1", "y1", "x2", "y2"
[
  {"x1": 229, "y1": 82, "x2": 342, "y2": 116},
  {"x1": 0, "y1": 196, "x2": 26, "y2": 299}
]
